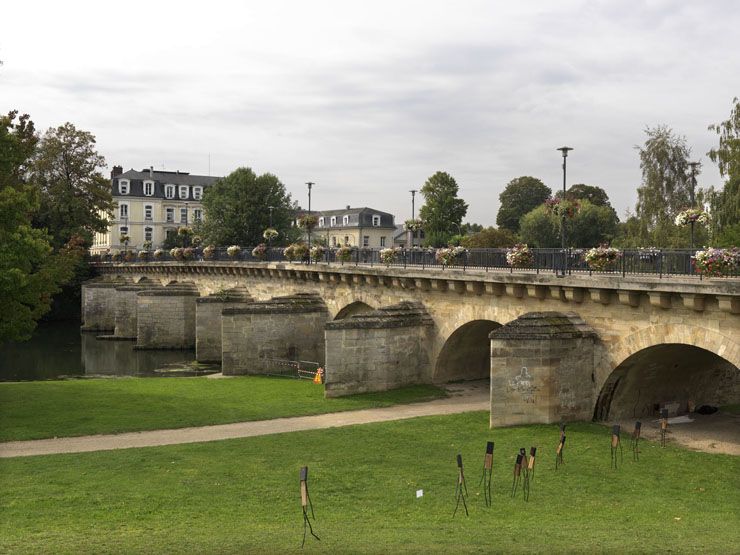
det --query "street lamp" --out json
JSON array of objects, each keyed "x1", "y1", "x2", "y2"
[
  {"x1": 688, "y1": 161, "x2": 700, "y2": 249},
  {"x1": 557, "y1": 146, "x2": 574, "y2": 277},
  {"x1": 268, "y1": 206, "x2": 275, "y2": 259},
  {"x1": 409, "y1": 189, "x2": 417, "y2": 247},
  {"x1": 306, "y1": 182, "x2": 314, "y2": 264}
]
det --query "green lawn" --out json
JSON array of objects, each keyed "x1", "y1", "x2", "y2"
[
  {"x1": 0, "y1": 377, "x2": 445, "y2": 441},
  {"x1": 1, "y1": 413, "x2": 738, "y2": 554}
]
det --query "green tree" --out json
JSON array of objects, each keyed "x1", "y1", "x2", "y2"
[
  {"x1": 518, "y1": 205, "x2": 560, "y2": 247},
  {"x1": 30, "y1": 123, "x2": 114, "y2": 249},
  {"x1": 199, "y1": 167, "x2": 295, "y2": 246},
  {"x1": 0, "y1": 112, "x2": 83, "y2": 341},
  {"x1": 708, "y1": 97, "x2": 740, "y2": 180},
  {"x1": 418, "y1": 171, "x2": 468, "y2": 247},
  {"x1": 556, "y1": 183, "x2": 612, "y2": 207},
  {"x1": 460, "y1": 227, "x2": 517, "y2": 248},
  {"x1": 496, "y1": 176, "x2": 551, "y2": 232},
  {"x1": 520, "y1": 200, "x2": 619, "y2": 248}
]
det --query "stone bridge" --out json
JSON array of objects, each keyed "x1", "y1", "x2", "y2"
[{"x1": 86, "y1": 262, "x2": 740, "y2": 427}]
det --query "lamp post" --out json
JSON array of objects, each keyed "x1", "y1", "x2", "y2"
[
  {"x1": 268, "y1": 205, "x2": 275, "y2": 259},
  {"x1": 409, "y1": 189, "x2": 417, "y2": 247},
  {"x1": 557, "y1": 146, "x2": 573, "y2": 277},
  {"x1": 306, "y1": 182, "x2": 314, "y2": 264},
  {"x1": 688, "y1": 162, "x2": 700, "y2": 249}
]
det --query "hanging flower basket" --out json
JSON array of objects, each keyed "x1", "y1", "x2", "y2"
[
  {"x1": 226, "y1": 245, "x2": 241, "y2": 259},
  {"x1": 675, "y1": 208, "x2": 709, "y2": 227},
  {"x1": 336, "y1": 245, "x2": 354, "y2": 262},
  {"x1": 435, "y1": 246, "x2": 468, "y2": 266},
  {"x1": 263, "y1": 228, "x2": 279, "y2": 241},
  {"x1": 123, "y1": 250, "x2": 136, "y2": 262},
  {"x1": 182, "y1": 247, "x2": 195, "y2": 260},
  {"x1": 693, "y1": 247, "x2": 740, "y2": 277},
  {"x1": 285, "y1": 243, "x2": 308, "y2": 262},
  {"x1": 404, "y1": 219, "x2": 424, "y2": 232},
  {"x1": 310, "y1": 245, "x2": 325, "y2": 262},
  {"x1": 170, "y1": 247, "x2": 185, "y2": 261},
  {"x1": 203, "y1": 245, "x2": 216, "y2": 260},
  {"x1": 379, "y1": 247, "x2": 400, "y2": 266},
  {"x1": 252, "y1": 243, "x2": 268, "y2": 260},
  {"x1": 545, "y1": 197, "x2": 581, "y2": 218},
  {"x1": 111, "y1": 251, "x2": 123, "y2": 262},
  {"x1": 297, "y1": 214, "x2": 318, "y2": 230},
  {"x1": 177, "y1": 226, "x2": 192, "y2": 237},
  {"x1": 584, "y1": 245, "x2": 622, "y2": 271},
  {"x1": 153, "y1": 249, "x2": 165, "y2": 260},
  {"x1": 191, "y1": 235, "x2": 202, "y2": 247},
  {"x1": 506, "y1": 244, "x2": 533, "y2": 268},
  {"x1": 138, "y1": 250, "x2": 150, "y2": 261}
]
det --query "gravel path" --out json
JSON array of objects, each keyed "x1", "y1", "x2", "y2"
[{"x1": 0, "y1": 383, "x2": 489, "y2": 458}]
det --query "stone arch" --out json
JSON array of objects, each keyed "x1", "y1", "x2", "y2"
[
  {"x1": 434, "y1": 319, "x2": 502, "y2": 382},
  {"x1": 595, "y1": 324, "x2": 740, "y2": 421},
  {"x1": 334, "y1": 301, "x2": 374, "y2": 320}
]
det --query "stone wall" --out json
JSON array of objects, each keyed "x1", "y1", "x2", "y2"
[
  {"x1": 135, "y1": 283, "x2": 199, "y2": 349},
  {"x1": 81, "y1": 277, "x2": 130, "y2": 332},
  {"x1": 324, "y1": 302, "x2": 434, "y2": 397},
  {"x1": 221, "y1": 294, "x2": 328, "y2": 375},
  {"x1": 112, "y1": 280, "x2": 161, "y2": 339},
  {"x1": 195, "y1": 286, "x2": 253, "y2": 363}
]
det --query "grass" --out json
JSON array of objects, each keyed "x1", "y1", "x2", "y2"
[
  {"x1": 0, "y1": 377, "x2": 446, "y2": 441},
  {"x1": 1, "y1": 412, "x2": 738, "y2": 554}
]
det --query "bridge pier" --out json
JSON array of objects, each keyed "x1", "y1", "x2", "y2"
[
  {"x1": 221, "y1": 294, "x2": 328, "y2": 375},
  {"x1": 102, "y1": 279, "x2": 162, "y2": 340},
  {"x1": 135, "y1": 283, "x2": 200, "y2": 349},
  {"x1": 81, "y1": 277, "x2": 130, "y2": 332},
  {"x1": 489, "y1": 312, "x2": 598, "y2": 427},
  {"x1": 324, "y1": 302, "x2": 434, "y2": 397},
  {"x1": 195, "y1": 287, "x2": 253, "y2": 363}
]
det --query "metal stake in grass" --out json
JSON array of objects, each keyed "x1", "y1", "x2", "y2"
[
  {"x1": 511, "y1": 451, "x2": 523, "y2": 497},
  {"x1": 610, "y1": 425, "x2": 623, "y2": 470},
  {"x1": 630, "y1": 421, "x2": 641, "y2": 461},
  {"x1": 479, "y1": 441, "x2": 494, "y2": 508},
  {"x1": 523, "y1": 446, "x2": 537, "y2": 502},
  {"x1": 555, "y1": 424, "x2": 566, "y2": 470},
  {"x1": 453, "y1": 454, "x2": 469, "y2": 517},
  {"x1": 660, "y1": 408, "x2": 668, "y2": 448},
  {"x1": 299, "y1": 466, "x2": 320, "y2": 547}
]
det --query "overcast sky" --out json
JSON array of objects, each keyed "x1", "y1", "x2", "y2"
[{"x1": 2, "y1": 0, "x2": 738, "y2": 225}]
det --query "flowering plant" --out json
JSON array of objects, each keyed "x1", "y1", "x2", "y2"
[
  {"x1": 203, "y1": 245, "x2": 216, "y2": 260},
  {"x1": 119, "y1": 234, "x2": 130, "y2": 246},
  {"x1": 177, "y1": 226, "x2": 192, "y2": 237},
  {"x1": 153, "y1": 249, "x2": 165, "y2": 260},
  {"x1": 310, "y1": 245, "x2": 325, "y2": 262},
  {"x1": 138, "y1": 250, "x2": 150, "y2": 261},
  {"x1": 124, "y1": 250, "x2": 136, "y2": 262},
  {"x1": 182, "y1": 247, "x2": 195, "y2": 260},
  {"x1": 142, "y1": 240, "x2": 153, "y2": 250},
  {"x1": 191, "y1": 235, "x2": 202, "y2": 246},
  {"x1": 435, "y1": 246, "x2": 468, "y2": 266},
  {"x1": 297, "y1": 214, "x2": 318, "y2": 230},
  {"x1": 675, "y1": 208, "x2": 709, "y2": 227},
  {"x1": 170, "y1": 247, "x2": 184, "y2": 260},
  {"x1": 284, "y1": 243, "x2": 308, "y2": 261},
  {"x1": 506, "y1": 243, "x2": 533, "y2": 268},
  {"x1": 111, "y1": 251, "x2": 122, "y2": 262},
  {"x1": 336, "y1": 245, "x2": 354, "y2": 262},
  {"x1": 584, "y1": 244, "x2": 621, "y2": 271},
  {"x1": 379, "y1": 247, "x2": 400, "y2": 265},
  {"x1": 226, "y1": 245, "x2": 241, "y2": 258},
  {"x1": 404, "y1": 219, "x2": 424, "y2": 232},
  {"x1": 263, "y1": 228, "x2": 279, "y2": 240},
  {"x1": 693, "y1": 247, "x2": 740, "y2": 277},
  {"x1": 252, "y1": 243, "x2": 268, "y2": 260},
  {"x1": 545, "y1": 197, "x2": 581, "y2": 218}
]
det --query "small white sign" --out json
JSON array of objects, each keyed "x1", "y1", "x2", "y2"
[{"x1": 416, "y1": 489, "x2": 424, "y2": 498}]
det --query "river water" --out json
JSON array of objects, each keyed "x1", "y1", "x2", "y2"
[{"x1": 0, "y1": 321, "x2": 213, "y2": 381}]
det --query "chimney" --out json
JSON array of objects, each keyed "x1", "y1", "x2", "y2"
[
  {"x1": 149, "y1": 166, "x2": 154, "y2": 178},
  {"x1": 346, "y1": 205, "x2": 350, "y2": 210},
  {"x1": 111, "y1": 165, "x2": 123, "y2": 179}
]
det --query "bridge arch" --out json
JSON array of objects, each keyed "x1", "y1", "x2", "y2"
[
  {"x1": 595, "y1": 324, "x2": 740, "y2": 421},
  {"x1": 334, "y1": 301, "x2": 374, "y2": 320},
  {"x1": 434, "y1": 319, "x2": 502, "y2": 382}
]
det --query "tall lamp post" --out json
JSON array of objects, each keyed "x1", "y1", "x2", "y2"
[
  {"x1": 557, "y1": 146, "x2": 573, "y2": 277},
  {"x1": 688, "y1": 162, "x2": 700, "y2": 249},
  {"x1": 306, "y1": 182, "x2": 314, "y2": 264},
  {"x1": 409, "y1": 189, "x2": 417, "y2": 247},
  {"x1": 268, "y1": 206, "x2": 275, "y2": 259}
]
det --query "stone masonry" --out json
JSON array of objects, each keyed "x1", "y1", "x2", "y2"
[
  {"x1": 110, "y1": 279, "x2": 161, "y2": 339},
  {"x1": 195, "y1": 286, "x2": 253, "y2": 363},
  {"x1": 135, "y1": 282, "x2": 199, "y2": 349},
  {"x1": 81, "y1": 277, "x2": 130, "y2": 332}
]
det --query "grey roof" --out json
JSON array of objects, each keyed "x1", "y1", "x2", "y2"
[
  {"x1": 113, "y1": 169, "x2": 221, "y2": 201},
  {"x1": 315, "y1": 207, "x2": 395, "y2": 229}
]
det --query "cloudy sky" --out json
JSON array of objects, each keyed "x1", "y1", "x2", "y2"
[{"x1": 2, "y1": 0, "x2": 738, "y2": 225}]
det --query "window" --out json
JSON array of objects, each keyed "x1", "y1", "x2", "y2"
[
  {"x1": 331, "y1": 236, "x2": 337, "y2": 247},
  {"x1": 119, "y1": 203, "x2": 128, "y2": 219},
  {"x1": 165, "y1": 184, "x2": 175, "y2": 199},
  {"x1": 319, "y1": 217, "x2": 325, "y2": 227},
  {"x1": 144, "y1": 227, "x2": 153, "y2": 242},
  {"x1": 344, "y1": 236, "x2": 350, "y2": 245},
  {"x1": 380, "y1": 236, "x2": 386, "y2": 247},
  {"x1": 193, "y1": 186, "x2": 203, "y2": 200},
  {"x1": 342, "y1": 215, "x2": 350, "y2": 226},
  {"x1": 330, "y1": 216, "x2": 337, "y2": 227},
  {"x1": 143, "y1": 181, "x2": 154, "y2": 196},
  {"x1": 119, "y1": 226, "x2": 128, "y2": 235},
  {"x1": 144, "y1": 205, "x2": 153, "y2": 220},
  {"x1": 372, "y1": 215, "x2": 381, "y2": 227},
  {"x1": 119, "y1": 180, "x2": 129, "y2": 194},
  {"x1": 193, "y1": 209, "x2": 202, "y2": 222},
  {"x1": 363, "y1": 235, "x2": 369, "y2": 247},
  {"x1": 180, "y1": 208, "x2": 188, "y2": 223},
  {"x1": 166, "y1": 207, "x2": 174, "y2": 222},
  {"x1": 179, "y1": 185, "x2": 189, "y2": 199}
]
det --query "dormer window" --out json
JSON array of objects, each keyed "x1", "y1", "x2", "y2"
[
  {"x1": 330, "y1": 216, "x2": 337, "y2": 227},
  {"x1": 318, "y1": 217, "x2": 325, "y2": 227},
  {"x1": 179, "y1": 185, "x2": 189, "y2": 199},
  {"x1": 342, "y1": 215, "x2": 349, "y2": 226},
  {"x1": 143, "y1": 180, "x2": 154, "y2": 196},
  {"x1": 372, "y1": 214, "x2": 381, "y2": 227},
  {"x1": 193, "y1": 186, "x2": 203, "y2": 200},
  {"x1": 164, "y1": 184, "x2": 175, "y2": 199},
  {"x1": 119, "y1": 180, "x2": 130, "y2": 195}
]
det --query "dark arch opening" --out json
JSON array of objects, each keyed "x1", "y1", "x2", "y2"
[
  {"x1": 334, "y1": 301, "x2": 374, "y2": 320},
  {"x1": 435, "y1": 320, "x2": 502, "y2": 382},
  {"x1": 594, "y1": 343, "x2": 739, "y2": 421}
]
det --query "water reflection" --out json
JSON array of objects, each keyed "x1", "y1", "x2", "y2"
[{"x1": 0, "y1": 321, "x2": 212, "y2": 381}]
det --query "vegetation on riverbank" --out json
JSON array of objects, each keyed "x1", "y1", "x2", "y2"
[
  {"x1": 1, "y1": 413, "x2": 738, "y2": 554},
  {"x1": 0, "y1": 377, "x2": 445, "y2": 441}
]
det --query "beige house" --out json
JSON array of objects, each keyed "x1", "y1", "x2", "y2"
[
  {"x1": 91, "y1": 166, "x2": 220, "y2": 254},
  {"x1": 313, "y1": 206, "x2": 396, "y2": 248}
]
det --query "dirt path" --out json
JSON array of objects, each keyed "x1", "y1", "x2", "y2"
[{"x1": 0, "y1": 383, "x2": 489, "y2": 458}]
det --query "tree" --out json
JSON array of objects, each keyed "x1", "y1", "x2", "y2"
[
  {"x1": 556, "y1": 183, "x2": 612, "y2": 207},
  {"x1": 519, "y1": 200, "x2": 619, "y2": 248},
  {"x1": 708, "y1": 97, "x2": 740, "y2": 180},
  {"x1": 518, "y1": 206, "x2": 560, "y2": 247},
  {"x1": 635, "y1": 125, "x2": 692, "y2": 229},
  {"x1": 705, "y1": 175, "x2": 740, "y2": 242},
  {"x1": 30, "y1": 123, "x2": 114, "y2": 249},
  {"x1": 460, "y1": 227, "x2": 517, "y2": 248},
  {"x1": 496, "y1": 176, "x2": 551, "y2": 232},
  {"x1": 0, "y1": 112, "x2": 84, "y2": 341},
  {"x1": 418, "y1": 171, "x2": 468, "y2": 247},
  {"x1": 199, "y1": 167, "x2": 296, "y2": 246}
]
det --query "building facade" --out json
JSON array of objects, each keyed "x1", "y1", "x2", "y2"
[
  {"x1": 91, "y1": 166, "x2": 220, "y2": 253},
  {"x1": 313, "y1": 206, "x2": 396, "y2": 248}
]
